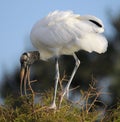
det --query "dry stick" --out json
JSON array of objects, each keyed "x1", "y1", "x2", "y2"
[
  {"x1": 85, "y1": 91, "x2": 90, "y2": 114},
  {"x1": 87, "y1": 92, "x2": 100, "y2": 114},
  {"x1": 85, "y1": 80, "x2": 98, "y2": 113},
  {"x1": 30, "y1": 80, "x2": 37, "y2": 83},
  {"x1": 58, "y1": 73, "x2": 68, "y2": 106},
  {"x1": 59, "y1": 72, "x2": 68, "y2": 91},
  {"x1": 84, "y1": 87, "x2": 91, "y2": 113},
  {"x1": 30, "y1": 106, "x2": 48, "y2": 116},
  {"x1": 69, "y1": 85, "x2": 80, "y2": 92},
  {"x1": 27, "y1": 67, "x2": 35, "y2": 113}
]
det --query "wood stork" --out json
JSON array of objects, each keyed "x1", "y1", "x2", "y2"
[{"x1": 20, "y1": 10, "x2": 108, "y2": 109}]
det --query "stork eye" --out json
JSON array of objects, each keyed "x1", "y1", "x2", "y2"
[{"x1": 89, "y1": 19, "x2": 102, "y2": 27}]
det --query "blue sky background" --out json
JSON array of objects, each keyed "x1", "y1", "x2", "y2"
[{"x1": 0, "y1": 0, "x2": 120, "y2": 80}]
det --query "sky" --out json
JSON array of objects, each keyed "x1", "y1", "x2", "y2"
[{"x1": 0, "y1": 0, "x2": 120, "y2": 80}]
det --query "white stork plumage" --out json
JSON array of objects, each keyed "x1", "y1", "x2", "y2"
[{"x1": 20, "y1": 10, "x2": 108, "y2": 109}]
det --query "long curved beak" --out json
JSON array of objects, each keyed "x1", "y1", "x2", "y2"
[{"x1": 20, "y1": 64, "x2": 28, "y2": 96}]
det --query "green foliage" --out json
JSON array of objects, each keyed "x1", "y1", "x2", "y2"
[{"x1": 0, "y1": 89, "x2": 120, "y2": 122}]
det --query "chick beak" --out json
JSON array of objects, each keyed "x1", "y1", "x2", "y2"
[
  {"x1": 20, "y1": 51, "x2": 40, "y2": 96},
  {"x1": 20, "y1": 63, "x2": 26, "y2": 96},
  {"x1": 20, "y1": 57, "x2": 30, "y2": 97},
  {"x1": 20, "y1": 65, "x2": 25, "y2": 83}
]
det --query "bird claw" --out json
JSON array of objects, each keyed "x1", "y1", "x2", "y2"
[{"x1": 49, "y1": 103, "x2": 57, "y2": 110}]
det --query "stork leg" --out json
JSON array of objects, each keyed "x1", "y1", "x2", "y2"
[
  {"x1": 59, "y1": 53, "x2": 80, "y2": 108},
  {"x1": 49, "y1": 57, "x2": 59, "y2": 109}
]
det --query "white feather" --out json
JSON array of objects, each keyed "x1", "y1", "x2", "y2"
[{"x1": 30, "y1": 10, "x2": 108, "y2": 60}]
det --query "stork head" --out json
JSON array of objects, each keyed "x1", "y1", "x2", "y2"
[{"x1": 20, "y1": 51, "x2": 40, "y2": 95}]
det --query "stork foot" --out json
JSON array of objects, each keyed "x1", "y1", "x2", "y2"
[{"x1": 49, "y1": 102, "x2": 57, "y2": 110}]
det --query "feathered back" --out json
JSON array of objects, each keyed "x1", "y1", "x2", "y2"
[
  {"x1": 31, "y1": 10, "x2": 108, "y2": 60},
  {"x1": 78, "y1": 15, "x2": 104, "y2": 33}
]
